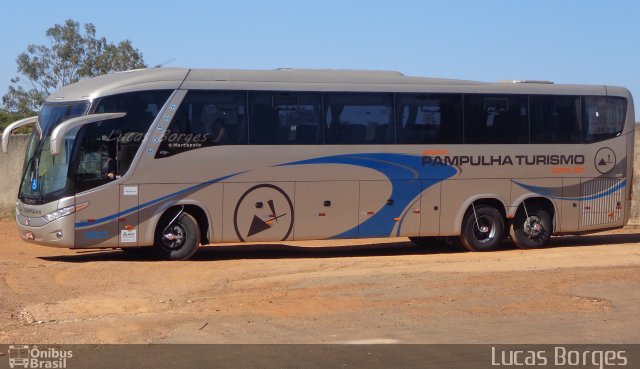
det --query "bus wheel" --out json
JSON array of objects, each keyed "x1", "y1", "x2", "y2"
[
  {"x1": 459, "y1": 206, "x2": 504, "y2": 252},
  {"x1": 155, "y1": 213, "x2": 201, "y2": 260},
  {"x1": 510, "y1": 206, "x2": 551, "y2": 249}
]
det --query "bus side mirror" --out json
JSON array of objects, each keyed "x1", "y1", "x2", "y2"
[
  {"x1": 50, "y1": 112, "x2": 126, "y2": 155},
  {"x1": 1, "y1": 116, "x2": 39, "y2": 154}
]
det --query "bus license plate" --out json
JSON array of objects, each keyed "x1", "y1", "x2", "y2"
[{"x1": 24, "y1": 231, "x2": 34, "y2": 240}]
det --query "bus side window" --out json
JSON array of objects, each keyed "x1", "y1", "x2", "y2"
[
  {"x1": 530, "y1": 95, "x2": 581, "y2": 144},
  {"x1": 157, "y1": 91, "x2": 248, "y2": 157},
  {"x1": 395, "y1": 93, "x2": 462, "y2": 144},
  {"x1": 75, "y1": 90, "x2": 171, "y2": 192},
  {"x1": 324, "y1": 93, "x2": 394, "y2": 145},
  {"x1": 582, "y1": 96, "x2": 627, "y2": 143},
  {"x1": 463, "y1": 94, "x2": 528, "y2": 144},
  {"x1": 249, "y1": 92, "x2": 322, "y2": 145}
]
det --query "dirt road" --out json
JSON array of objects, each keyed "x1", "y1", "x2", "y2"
[{"x1": 1, "y1": 220, "x2": 639, "y2": 344}]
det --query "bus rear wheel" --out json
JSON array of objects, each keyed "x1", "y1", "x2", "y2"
[
  {"x1": 155, "y1": 213, "x2": 201, "y2": 260},
  {"x1": 459, "y1": 205, "x2": 504, "y2": 252},
  {"x1": 510, "y1": 205, "x2": 552, "y2": 249}
]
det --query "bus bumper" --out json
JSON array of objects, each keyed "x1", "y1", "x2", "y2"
[{"x1": 16, "y1": 212, "x2": 76, "y2": 248}]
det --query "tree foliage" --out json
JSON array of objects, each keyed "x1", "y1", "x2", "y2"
[
  {"x1": 2, "y1": 19, "x2": 147, "y2": 115},
  {"x1": 0, "y1": 110, "x2": 28, "y2": 132}
]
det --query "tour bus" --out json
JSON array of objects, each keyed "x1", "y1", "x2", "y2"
[{"x1": 2, "y1": 68, "x2": 634, "y2": 260}]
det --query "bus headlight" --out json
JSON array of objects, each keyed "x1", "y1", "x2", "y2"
[{"x1": 42, "y1": 202, "x2": 89, "y2": 223}]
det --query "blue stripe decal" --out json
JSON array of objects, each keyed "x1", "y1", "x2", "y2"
[
  {"x1": 281, "y1": 153, "x2": 457, "y2": 238},
  {"x1": 75, "y1": 172, "x2": 242, "y2": 228},
  {"x1": 513, "y1": 179, "x2": 626, "y2": 201},
  {"x1": 76, "y1": 153, "x2": 458, "y2": 237}
]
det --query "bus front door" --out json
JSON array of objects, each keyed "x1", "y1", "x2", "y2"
[{"x1": 74, "y1": 185, "x2": 120, "y2": 248}]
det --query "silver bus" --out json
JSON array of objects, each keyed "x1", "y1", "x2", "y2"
[{"x1": 2, "y1": 68, "x2": 635, "y2": 260}]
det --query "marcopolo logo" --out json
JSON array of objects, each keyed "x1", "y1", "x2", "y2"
[{"x1": 8, "y1": 345, "x2": 72, "y2": 368}]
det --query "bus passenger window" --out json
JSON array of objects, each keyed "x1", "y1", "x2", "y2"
[
  {"x1": 530, "y1": 95, "x2": 581, "y2": 144},
  {"x1": 463, "y1": 94, "x2": 528, "y2": 144},
  {"x1": 324, "y1": 93, "x2": 394, "y2": 144},
  {"x1": 582, "y1": 96, "x2": 627, "y2": 143},
  {"x1": 156, "y1": 91, "x2": 248, "y2": 158},
  {"x1": 199, "y1": 104, "x2": 230, "y2": 143},
  {"x1": 249, "y1": 92, "x2": 322, "y2": 144},
  {"x1": 396, "y1": 93, "x2": 462, "y2": 144}
]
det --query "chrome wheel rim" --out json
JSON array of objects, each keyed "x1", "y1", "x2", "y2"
[
  {"x1": 523, "y1": 215, "x2": 543, "y2": 239},
  {"x1": 473, "y1": 215, "x2": 497, "y2": 244},
  {"x1": 160, "y1": 224, "x2": 186, "y2": 250}
]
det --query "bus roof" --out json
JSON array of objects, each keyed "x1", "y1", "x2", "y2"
[{"x1": 46, "y1": 68, "x2": 630, "y2": 103}]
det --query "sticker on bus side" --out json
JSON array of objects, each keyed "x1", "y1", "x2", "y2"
[
  {"x1": 120, "y1": 229, "x2": 137, "y2": 243},
  {"x1": 123, "y1": 186, "x2": 138, "y2": 196}
]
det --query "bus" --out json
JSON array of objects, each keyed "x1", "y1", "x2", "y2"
[{"x1": 2, "y1": 68, "x2": 635, "y2": 260}]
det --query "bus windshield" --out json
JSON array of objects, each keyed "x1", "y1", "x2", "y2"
[{"x1": 19, "y1": 102, "x2": 89, "y2": 204}]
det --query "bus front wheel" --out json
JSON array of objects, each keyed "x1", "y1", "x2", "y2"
[
  {"x1": 459, "y1": 206, "x2": 504, "y2": 252},
  {"x1": 155, "y1": 213, "x2": 201, "y2": 260},
  {"x1": 509, "y1": 206, "x2": 552, "y2": 249}
]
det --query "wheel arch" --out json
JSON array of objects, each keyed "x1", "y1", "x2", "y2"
[
  {"x1": 145, "y1": 200, "x2": 212, "y2": 246},
  {"x1": 453, "y1": 195, "x2": 508, "y2": 235},
  {"x1": 510, "y1": 195, "x2": 557, "y2": 233}
]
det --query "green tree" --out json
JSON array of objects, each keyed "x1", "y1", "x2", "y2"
[
  {"x1": 2, "y1": 19, "x2": 147, "y2": 115},
  {"x1": 0, "y1": 109, "x2": 28, "y2": 131}
]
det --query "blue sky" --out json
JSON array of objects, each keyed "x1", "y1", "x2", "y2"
[{"x1": 1, "y1": 0, "x2": 639, "y2": 113}]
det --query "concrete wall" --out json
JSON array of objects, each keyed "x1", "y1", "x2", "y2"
[
  {"x1": 0, "y1": 134, "x2": 30, "y2": 215},
  {"x1": 1, "y1": 132, "x2": 640, "y2": 224}
]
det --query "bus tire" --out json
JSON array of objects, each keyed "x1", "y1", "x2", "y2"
[
  {"x1": 509, "y1": 206, "x2": 552, "y2": 249},
  {"x1": 459, "y1": 206, "x2": 504, "y2": 252},
  {"x1": 155, "y1": 213, "x2": 201, "y2": 260}
]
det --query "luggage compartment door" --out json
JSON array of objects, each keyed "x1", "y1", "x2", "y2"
[{"x1": 294, "y1": 181, "x2": 360, "y2": 240}]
